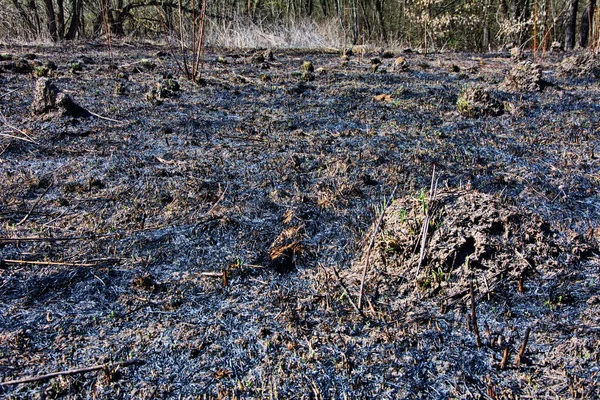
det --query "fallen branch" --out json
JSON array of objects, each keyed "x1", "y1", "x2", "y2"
[
  {"x1": 0, "y1": 233, "x2": 116, "y2": 243},
  {"x1": 2, "y1": 259, "x2": 97, "y2": 267},
  {"x1": 0, "y1": 359, "x2": 145, "y2": 386},
  {"x1": 199, "y1": 270, "x2": 228, "y2": 286},
  {"x1": 357, "y1": 185, "x2": 398, "y2": 310}
]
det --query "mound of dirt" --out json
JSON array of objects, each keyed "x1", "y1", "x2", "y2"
[
  {"x1": 557, "y1": 53, "x2": 600, "y2": 78},
  {"x1": 348, "y1": 189, "x2": 583, "y2": 308},
  {"x1": 31, "y1": 78, "x2": 90, "y2": 118},
  {"x1": 500, "y1": 61, "x2": 546, "y2": 92},
  {"x1": 456, "y1": 85, "x2": 503, "y2": 117}
]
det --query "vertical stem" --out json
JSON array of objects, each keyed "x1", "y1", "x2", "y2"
[
  {"x1": 533, "y1": 0, "x2": 538, "y2": 61},
  {"x1": 470, "y1": 279, "x2": 482, "y2": 348},
  {"x1": 515, "y1": 327, "x2": 531, "y2": 367}
]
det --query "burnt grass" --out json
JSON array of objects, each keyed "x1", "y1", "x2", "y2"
[{"x1": 0, "y1": 43, "x2": 599, "y2": 399}]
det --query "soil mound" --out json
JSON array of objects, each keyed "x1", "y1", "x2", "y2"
[
  {"x1": 348, "y1": 189, "x2": 575, "y2": 308},
  {"x1": 500, "y1": 61, "x2": 546, "y2": 92},
  {"x1": 31, "y1": 78, "x2": 90, "y2": 118},
  {"x1": 557, "y1": 53, "x2": 600, "y2": 78},
  {"x1": 456, "y1": 85, "x2": 503, "y2": 117}
]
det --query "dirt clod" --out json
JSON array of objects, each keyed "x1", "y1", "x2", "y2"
[
  {"x1": 557, "y1": 53, "x2": 600, "y2": 78},
  {"x1": 457, "y1": 85, "x2": 504, "y2": 117},
  {"x1": 500, "y1": 61, "x2": 546, "y2": 92},
  {"x1": 31, "y1": 78, "x2": 90, "y2": 117}
]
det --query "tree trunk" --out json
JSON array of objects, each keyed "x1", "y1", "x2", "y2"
[
  {"x1": 65, "y1": 0, "x2": 81, "y2": 39},
  {"x1": 579, "y1": 0, "x2": 596, "y2": 47},
  {"x1": 375, "y1": 0, "x2": 387, "y2": 44},
  {"x1": 29, "y1": 0, "x2": 43, "y2": 37},
  {"x1": 566, "y1": 0, "x2": 579, "y2": 50},
  {"x1": 320, "y1": 0, "x2": 327, "y2": 17},
  {"x1": 56, "y1": 0, "x2": 65, "y2": 38},
  {"x1": 43, "y1": 0, "x2": 58, "y2": 41},
  {"x1": 351, "y1": 0, "x2": 358, "y2": 44},
  {"x1": 10, "y1": 0, "x2": 37, "y2": 37}
]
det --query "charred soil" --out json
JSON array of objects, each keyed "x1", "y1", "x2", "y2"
[{"x1": 0, "y1": 43, "x2": 599, "y2": 399}]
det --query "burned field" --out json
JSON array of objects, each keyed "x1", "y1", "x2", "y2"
[{"x1": 0, "y1": 43, "x2": 599, "y2": 398}]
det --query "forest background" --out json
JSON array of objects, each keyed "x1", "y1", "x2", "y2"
[{"x1": 1, "y1": 0, "x2": 599, "y2": 53}]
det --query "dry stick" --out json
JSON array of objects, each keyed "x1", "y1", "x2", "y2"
[
  {"x1": 0, "y1": 132, "x2": 37, "y2": 143},
  {"x1": 2, "y1": 259, "x2": 97, "y2": 267},
  {"x1": 415, "y1": 167, "x2": 438, "y2": 278},
  {"x1": 515, "y1": 327, "x2": 531, "y2": 367},
  {"x1": 500, "y1": 347, "x2": 510, "y2": 370},
  {"x1": 470, "y1": 279, "x2": 482, "y2": 348},
  {"x1": 0, "y1": 233, "x2": 117, "y2": 244},
  {"x1": 16, "y1": 183, "x2": 53, "y2": 226},
  {"x1": 0, "y1": 111, "x2": 38, "y2": 143},
  {"x1": 331, "y1": 266, "x2": 365, "y2": 318},
  {"x1": 0, "y1": 88, "x2": 19, "y2": 99},
  {"x1": 357, "y1": 184, "x2": 398, "y2": 310},
  {"x1": 0, "y1": 359, "x2": 145, "y2": 386}
]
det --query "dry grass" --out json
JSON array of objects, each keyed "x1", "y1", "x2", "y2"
[{"x1": 205, "y1": 17, "x2": 344, "y2": 49}]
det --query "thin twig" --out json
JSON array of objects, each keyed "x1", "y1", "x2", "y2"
[
  {"x1": 358, "y1": 184, "x2": 398, "y2": 310},
  {"x1": 205, "y1": 183, "x2": 228, "y2": 216},
  {"x1": 0, "y1": 359, "x2": 145, "y2": 386},
  {"x1": 16, "y1": 183, "x2": 53, "y2": 226},
  {"x1": 331, "y1": 266, "x2": 365, "y2": 318},
  {"x1": 84, "y1": 109, "x2": 123, "y2": 123},
  {"x1": 470, "y1": 278, "x2": 482, "y2": 348},
  {"x1": 2, "y1": 259, "x2": 97, "y2": 267},
  {"x1": 0, "y1": 233, "x2": 117, "y2": 243},
  {"x1": 0, "y1": 132, "x2": 37, "y2": 144},
  {"x1": 0, "y1": 88, "x2": 19, "y2": 99},
  {"x1": 415, "y1": 166, "x2": 438, "y2": 278},
  {"x1": 0, "y1": 111, "x2": 38, "y2": 144}
]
